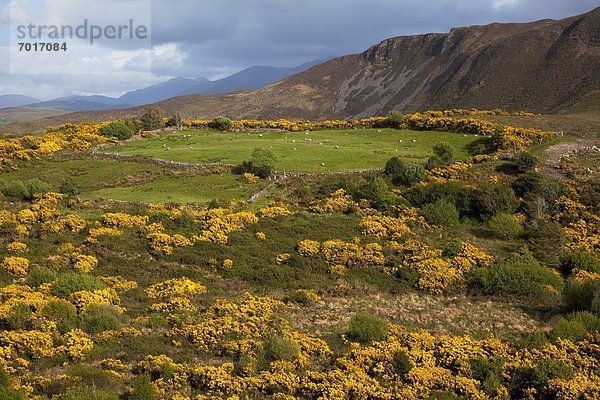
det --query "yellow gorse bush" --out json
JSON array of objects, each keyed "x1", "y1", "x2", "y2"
[
  {"x1": 1, "y1": 257, "x2": 30, "y2": 277},
  {"x1": 73, "y1": 254, "x2": 99, "y2": 273},
  {"x1": 6, "y1": 242, "x2": 27, "y2": 254},
  {"x1": 145, "y1": 277, "x2": 207, "y2": 299}
]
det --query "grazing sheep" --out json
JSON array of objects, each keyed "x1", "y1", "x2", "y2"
[{"x1": 412, "y1": 139, "x2": 416, "y2": 143}]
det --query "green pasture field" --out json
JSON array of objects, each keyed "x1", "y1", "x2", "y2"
[
  {"x1": 1, "y1": 157, "x2": 265, "y2": 205},
  {"x1": 105, "y1": 128, "x2": 480, "y2": 173}
]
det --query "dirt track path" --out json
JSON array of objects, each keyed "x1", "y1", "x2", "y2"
[{"x1": 540, "y1": 139, "x2": 599, "y2": 179}]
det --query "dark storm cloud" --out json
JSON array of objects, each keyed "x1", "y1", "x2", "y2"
[
  {"x1": 1, "y1": 0, "x2": 597, "y2": 98},
  {"x1": 148, "y1": 0, "x2": 599, "y2": 75}
]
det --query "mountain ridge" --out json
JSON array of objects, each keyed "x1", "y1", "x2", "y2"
[{"x1": 4, "y1": 7, "x2": 600, "y2": 133}]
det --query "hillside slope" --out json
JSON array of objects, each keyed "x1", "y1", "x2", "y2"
[{"x1": 5, "y1": 7, "x2": 600, "y2": 133}]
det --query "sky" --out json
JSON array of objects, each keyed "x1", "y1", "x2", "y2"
[{"x1": 0, "y1": 0, "x2": 597, "y2": 100}]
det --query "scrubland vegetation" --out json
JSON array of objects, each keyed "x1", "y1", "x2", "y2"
[{"x1": 0, "y1": 109, "x2": 598, "y2": 399}]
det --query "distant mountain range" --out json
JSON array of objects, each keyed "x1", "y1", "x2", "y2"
[
  {"x1": 0, "y1": 95, "x2": 40, "y2": 109},
  {"x1": 0, "y1": 59, "x2": 325, "y2": 112}
]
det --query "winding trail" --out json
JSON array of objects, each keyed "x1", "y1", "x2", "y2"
[{"x1": 540, "y1": 138, "x2": 599, "y2": 179}]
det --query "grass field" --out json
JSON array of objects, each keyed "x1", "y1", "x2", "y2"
[
  {"x1": 87, "y1": 173, "x2": 265, "y2": 204},
  {"x1": 105, "y1": 128, "x2": 479, "y2": 173},
  {"x1": 2, "y1": 157, "x2": 265, "y2": 205}
]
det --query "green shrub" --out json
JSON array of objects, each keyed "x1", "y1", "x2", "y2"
[
  {"x1": 404, "y1": 181, "x2": 473, "y2": 216},
  {"x1": 474, "y1": 250, "x2": 564, "y2": 297},
  {"x1": 563, "y1": 278, "x2": 600, "y2": 313},
  {"x1": 51, "y1": 272, "x2": 106, "y2": 298},
  {"x1": 24, "y1": 179, "x2": 51, "y2": 197},
  {"x1": 100, "y1": 121, "x2": 135, "y2": 140},
  {"x1": 550, "y1": 312, "x2": 600, "y2": 342},
  {"x1": 256, "y1": 336, "x2": 299, "y2": 371},
  {"x1": 488, "y1": 212, "x2": 523, "y2": 239},
  {"x1": 347, "y1": 313, "x2": 388, "y2": 344},
  {"x1": 560, "y1": 251, "x2": 600, "y2": 275},
  {"x1": 385, "y1": 111, "x2": 404, "y2": 128},
  {"x1": 130, "y1": 374, "x2": 158, "y2": 400},
  {"x1": 147, "y1": 313, "x2": 168, "y2": 329},
  {"x1": 526, "y1": 221, "x2": 564, "y2": 265},
  {"x1": 26, "y1": 265, "x2": 57, "y2": 288},
  {"x1": 0, "y1": 180, "x2": 29, "y2": 199},
  {"x1": 469, "y1": 357, "x2": 503, "y2": 397},
  {"x1": 81, "y1": 304, "x2": 122, "y2": 334},
  {"x1": 166, "y1": 113, "x2": 182, "y2": 128},
  {"x1": 428, "y1": 391, "x2": 465, "y2": 400},
  {"x1": 42, "y1": 300, "x2": 79, "y2": 333},
  {"x1": 384, "y1": 157, "x2": 425, "y2": 186},
  {"x1": 513, "y1": 152, "x2": 538, "y2": 172},
  {"x1": 513, "y1": 172, "x2": 563, "y2": 205},
  {"x1": 6, "y1": 303, "x2": 32, "y2": 330},
  {"x1": 443, "y1": 238, "x2": 464, "y2": 258},
  {"x1": 424, "y1": 155, "x2": 443, "y2": 171},
  {"x1": 286, "y1": 289, "x2": 320, "y2": 306},
  {"x1": 60, "y1": 385, "x2": 118, "y2": 400},
  {"x1": 59, "y1": 181, "x2": 80, "y2": 196},
  {"x1": 433, "y1": 142, "x2": 455, "y2": 163},
  {"x1": 510, "y1": 360, "x2": 573, "y2": 399},
  {"x1": 0, "y1": 368, "x2": 25, "y2": 400},
  {"x1": 209, "y1": 116, "x2": 234, "y2": 132},
  {"x1": 422, "y1": 199, "x2": 460, "y2": 228},
  {"x1": 392, "y1": 350, "x2": 413, "y2": 375},
  {"x1": 0, "y1": 179, "x2": 50, "y2": 200},
  {"x1": 473, "y1": 184, "x2": 518, "y2": 219},
  {"x1": 358, "y1": 176, "x2": 399, "y2": 211}
]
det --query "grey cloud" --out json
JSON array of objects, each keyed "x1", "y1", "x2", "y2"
[{"x1": 1, "y1": 0, "x2": 597, "y2": 98}]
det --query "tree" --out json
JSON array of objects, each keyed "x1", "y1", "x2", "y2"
[
  {"x1": 243, "y1": 147, "x2": 277, "y2": 178},
  {"x1": 140, "y1": 106, "x2": 164, "y2": 131},
  {"x1": 385, "y1": 157, "x2": 425, "y2": 186},
  {"x1": 166, "y1": 112, "x2": 182, "y2": 128}
]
